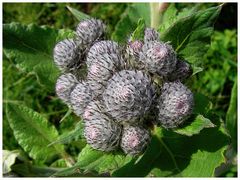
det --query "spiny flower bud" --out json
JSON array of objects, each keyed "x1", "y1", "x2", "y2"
[
  {"x1": 139, "y1": 41, "x2": 177, "y2": 77},
  {"x1": 83, "y1": 101, "x2": 122, "y2": 151},
  {"x1": 120, "y1": 125, "x2": 151, "y2": 155},
  {"x1": 125, "y1": 40, "x2": 145, "y2": 70},
  {"x1": 157, "y1": 81, "x2": 194, "y2": 128},
  {"x1": 86, "y1": 41, "x2": 125, "y2": 97},
  {"x1": 87, "y1": 40, "x2": 122, "y2": 63},
  {"x1": 70, "y1": 81, "x2": 93, "y2": 117},
  {"x1": 55, "y1": 73, "x2": 78, "y2": 106},
  {"x1": 76, "y1": 18, "x2": 106, "y2": 48},
  {"x1": 83, "y1": 100, "x2": 104, "y2": 122},
  {"x1": 167, "y1": 59, "x2": 193, "y2": 82},
  {"x1": 103, "y1": 70, "x2": 155, "y2": 124},
  {"x1": 126, "y1": 40, "x2": 144, "y2": 59},
  {"x1": 144, "y1": 27, "x2": 160, "y2": 42},
  {"x1": 53, "y1": 39, "x2": 81, "y2": 72}
]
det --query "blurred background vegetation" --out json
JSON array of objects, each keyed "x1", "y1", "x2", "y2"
[{"x1": 3, "y1": 3, "x2": 237, "y2": 177}]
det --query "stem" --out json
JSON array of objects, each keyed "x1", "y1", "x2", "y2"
[
  {"x1": 158, "y1": 137, "x2": 182, "y2": 175},
  {"x1": 3, "y1": 99, "x2": 23, "y2": 104},
  {"x1": 59, "y1": 108, "x2": 72, "y2": 123},
  {"x1": 4, "y1": 72, "x2": 35, "y2": 91},
  {"x1": 150, "y1": 3, "x2": 168, "y2": 29},
  {"x1": 154, "y1": 127, "x2": 181, "y2": 175}
]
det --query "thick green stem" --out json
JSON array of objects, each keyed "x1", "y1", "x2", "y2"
[{"x1": 150, "y1": 3, "x2": 168, "y2": 29}]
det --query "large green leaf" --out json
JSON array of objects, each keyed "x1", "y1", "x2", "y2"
[
  {"x1": 6, "y1": 104, "x2": 65, "y2": 163},
  {"x1": 113, "y1": 119, "x2": 229, "y2": 177},
  {"x1": 161, "y1": 5, "x2": 222, "y2": 68},
  {"x1": 77, "y1": 145, "x2": 132, "y2": 174},
  {"x1": 54, "y1": 145, "x2": 133, "y2": 176},
  {"x1": 3, "y1": 22, "x2": 74, "y2": 91},
  {"x1": 111, "y1": 3, "x2": 150, "y2": 42},
  {"x1": 226, "y1": 77, "x2": 237, "y2": 152}
]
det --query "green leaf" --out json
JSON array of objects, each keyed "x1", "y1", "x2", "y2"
[
  {"x1": 67, "y1": 6, "x2": 90, "y2": 21},
  {"x1": 158, "y1": 4, "x2": 204, "y2": 76},
  {"x1": 114, "y1": 120, "x2": 229, "y2": 177},
  {"x1": 112, "y1": 3, "x2": 150, "y2": 42},
  {"x1": 53, "y1": 145, "x2": 132, "y2": 177},
  {"x1": 11, "y1": 163, "x2": 60, "y2": 177},
  {"x1": 130, "y1": 18, "x2": 146, "y2": 41},
  {"x1": 77, "y1": 145, "x2": 132, "y2": 174},
  {"x1": 226, "y1": 77, "x2": 237, "y2": 151},
  {"x1": 193, "y1": 93, "x2": 211, "y2": 115},
  {"x1": 159, "y1": 4, "x2": 200, "y2": 33},
  {"x1": 6, "y1": 103, "x2": 65, "y2": 163},
  {"x1": 174, "y1": 115, "x2": 215, "y2": 136},
  {"x1": 192, "y1": 66, "x2": 203, "y2": 75},
  {"x1": 161, "y1": 5, "x2": 222, "y2": 68},
  {"x1": 158, "y1": 4, "x2": 178, "y2": 33},
  {"x1": 3, "y1": 22, "x2": 74, "y2": 91}
]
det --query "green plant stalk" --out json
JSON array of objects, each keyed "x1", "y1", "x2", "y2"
[
  {"x1": 150, "y1": 2, "x2": 168, "y2": 29},
  {"x1": 60, "y1": 108, "x2": 72, "y2": 123}
]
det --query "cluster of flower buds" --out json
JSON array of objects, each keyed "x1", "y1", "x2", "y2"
[{"x1": 53, "y1": 18, "x2": 194, "y2": 156}]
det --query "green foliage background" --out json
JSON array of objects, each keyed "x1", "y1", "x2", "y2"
[{"x1": 3, "y1": 3, "x2": 237, "y2": 177}]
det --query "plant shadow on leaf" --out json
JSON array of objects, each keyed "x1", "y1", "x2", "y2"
[
  {"x1": 113, "y1": 116, "x2": 229, "y2": 177},
  {"x1": 156, "y1": 119, "x2": 228, "y2": 177},
  {"x1": 192, "y1": 93, "x2": 211, "y2": 115}
]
